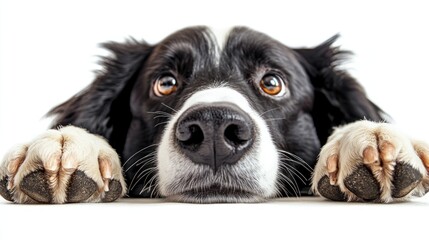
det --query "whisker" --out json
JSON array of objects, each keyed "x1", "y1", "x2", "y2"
[
  {"x1": 278, "y1": 162, "x2": 307, "y2": 184},
  {"x1": 150, "y1": 182, "x2": 160, "y2": 198},
  {"x1": 129, "y1": 157, "x2": 157, "y2": 185},
  {"x1": 263, "y1": 118, "x2": 287, "y2": 122},
  {"x1": 130, "y1": 166, "x2": 158, "y2": 191},
  {"x1": 122, "y1": 144, "x2": 158, "y2": 168},
  {"x1": 147, "y1": 111, "x2": 173, "y2": 117},
  {"x1": 128, "y1": 157, "x2": 156, "y2": 189},
  {"x1": 140, "y1": 173, "x2": 159, "y2": 196},
  {"x1": 275, "y1": 150, "x2": 315, "y2": 197},
  {"x1": 275, "y1": 178, "x2": 291, "y2": 198},
  {"x1": 125, "y1": 152, "x2": 157, "y2": 172},
  {"x1": 277, "y1": 150, "x2": 313, "y2": 172},
  {"x1": 124, "y1": 152, "x2": 156, "y2": 172},
  {"x1": 153, "y1": 115, "x2": 171, "y2": 120},
  {"x1": 154, "y1": 121, "x2": 170, "y2": 128},
  {"x1": 287, "y1": 166, "x2": 307, "y2": 183},
  {"x1": 281, "y1": 167, "x2": 300, "y2": 196},
  {"x1": 278, "y1": 155, "x2": 308, "y2": 182},
  {"x1": 161, "y1": 102, "x2": 178, "y2": 113},
  {"x1": 259, "y1": 107, "x2": 281, "y2": 117},
  {"x1": 277, "y1": 171, "x2": 299, "y2": 197},
  {"x1": 283, "y1": 157, "x2": 313, "y2": 172},
  {"x1": 135, "y1": 153, "x2": 157, "y2": 167}
]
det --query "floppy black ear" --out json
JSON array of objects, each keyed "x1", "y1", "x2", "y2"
[
  {"x1": 48, "y1": 39, "x2": 153, "y2": 152},
  {"x1": 294, "y1": 35, "x2": 387, "y2": 144}
]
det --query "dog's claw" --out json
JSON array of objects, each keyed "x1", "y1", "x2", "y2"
[
  {"x1": 327, "y1": 154, "x2": 338, "y2": 185},
  {"x1": 7, "y1": 180, "x2": 13, "y2": 190},
  {"x1": 99, "y1": 158, "x2": 112, "y2": 192},
  {"x1": 103, "y1": 179, "x2": 110, "y2": 192}
]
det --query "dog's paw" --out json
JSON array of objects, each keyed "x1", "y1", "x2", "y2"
[
  {"x1": 0, "y1": 126, "x2": 126, "y2": 203},
  {"x1": 312, "y1": 120, "x2": 429, "y2": 202}
]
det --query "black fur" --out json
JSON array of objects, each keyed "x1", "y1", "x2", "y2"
[
  {"x1": 294, "y1": 35, "x2": 384, "y2": 143},
  {"x1": 48, "y1": 26, "x2": 385, "y2": 197}
]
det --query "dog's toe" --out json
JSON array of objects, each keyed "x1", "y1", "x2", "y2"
[
  {"x1": 344, "y1": 165, "x2": 380, "y2": 201},
  {"x1": 20, "y1": 171, "x2": 52, "y2": 203},
  {"x1": 392, "y1": 162, "x2": 423, "y2": 198},
  {"x1": 66, "y1": 170, "x2": 98, "y2": 203},
  {"x1": 317, "y1": 175, "x2": 346, "y2": 201}
]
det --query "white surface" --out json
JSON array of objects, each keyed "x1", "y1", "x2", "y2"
[
  {"x1": 1, "y1": 0, "x2": 428, "y2": 239},
  {"x1": 1, "y1": 196, "x2": 429, "y2": 239}
]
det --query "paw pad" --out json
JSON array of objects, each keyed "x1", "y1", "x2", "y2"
[
  {"x1": 0, "y1": 177, "x2": 12, "y2": 202},
  {"x1": 317, "y1": 175, "x2": 346, "y2": 201},
  {"x1": 102, "y1": 180, "x2": 123, "y2": 202},
  {"x1": 392, "y1": 162, "x2": 422, "y2": 198},
  {"x1": 20, "y1": 171, "x2": 52, "y2": 203},
  {"x1": 67, "y1": 170, "x2": 97, "y2": 203},
  {"x1": 344, "y1": 165, "x2": 380, "y2": 201}
]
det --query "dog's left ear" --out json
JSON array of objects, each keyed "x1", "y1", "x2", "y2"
[
  {"x1": 48, "y1": 39, "x2": 153, "y2": 151},
  {"x1": 294, "y1": 35, "x2": 387, "y2": 144}
]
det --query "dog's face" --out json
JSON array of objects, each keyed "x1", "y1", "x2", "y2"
[
  {"x1": 125, "y1": 27, "x2": 321, "y2": 202},
  {"x1": 53, "y1": 26, "x2": 381, "y2": 203}
]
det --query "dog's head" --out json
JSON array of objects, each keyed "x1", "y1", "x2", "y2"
[{"x1": 50, "y1": 26, "x2": 383, "y2": 203}]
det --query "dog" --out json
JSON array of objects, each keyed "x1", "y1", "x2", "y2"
[{"x1": 0, "y1": 26, "x2": 428, "y2": 204}]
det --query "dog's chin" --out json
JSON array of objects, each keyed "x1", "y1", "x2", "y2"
[{"x1": 167, "y1": 186, "x2": 266, "y2": 203}]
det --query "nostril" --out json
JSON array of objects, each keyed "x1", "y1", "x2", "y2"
[
  {"x1": 174, "y1": 103, "x2": 255, "y2": 170},
  {"x1": 176, "y1": 123, "x2": 204, "y2": 146},
  {"x1": 224, "y1": 123, "x2": 252, "y2": 148}
]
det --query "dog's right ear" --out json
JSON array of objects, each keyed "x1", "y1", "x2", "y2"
[
  {"x1": 294, "y1": 35, "x2": 387, "y2": 144},
  {"x1": 48, "y1": 39, "x2": 153, "y2": 151}
]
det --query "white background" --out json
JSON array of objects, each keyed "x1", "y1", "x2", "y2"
[{"x1": 0, "y1": 0, "x2": 428, "y2": 239}]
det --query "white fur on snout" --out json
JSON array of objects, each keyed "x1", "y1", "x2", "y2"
[{"x1": 157, "y1": 86, "x2": 279, "y2": 200}]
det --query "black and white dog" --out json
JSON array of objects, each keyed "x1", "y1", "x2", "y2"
[{"x1": 1, "y1": 26, "x2": 428, "y2": 203}]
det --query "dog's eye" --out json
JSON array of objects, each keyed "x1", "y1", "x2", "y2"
[
  {"x1": 154, "y1": 76, "x2": 178, "y2": 96},
  {"x1": 259, "y1": 74, "x2": 285, "y2": 96}
]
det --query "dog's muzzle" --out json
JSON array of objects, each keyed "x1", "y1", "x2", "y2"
[
  {"x1": 157, "y1": 87, "x2": 279, "y2": 202},
  {"x1": 175, "y1": 103, "x2": 255, "y2": 172}
]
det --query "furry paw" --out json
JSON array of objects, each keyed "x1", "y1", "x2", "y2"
[
  {"x1": 0, "y1": 126, "x2": 126, "y2": 203},
  {"x1": 312, "y1": 120, "x2": 429, "y2": 202}
]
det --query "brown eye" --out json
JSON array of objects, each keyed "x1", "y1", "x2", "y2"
[
  {"x1": 259, "y1": 74, "x2": 285, "y2": 96},
  {"x1": 154, "y1": 76, "x2": 178, "y2": 96}
]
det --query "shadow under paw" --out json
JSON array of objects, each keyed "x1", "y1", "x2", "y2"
[
  {"x1": 344, "y1": 165, "x2": 380, "y2": 201},
  {"x1": 317, "y1": 175, "x2": 346, "y2": 201},
  {"x1": 67, "y1": 170, "x2": 97, "y2": 203},
  {"x1": 20, "y1": 170, "x2": 52, "y2": 203},
  {"x1": 392, "y1": 162, "x2": 422, "y2": 198}
]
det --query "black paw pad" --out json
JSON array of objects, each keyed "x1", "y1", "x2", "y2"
[
  {"x1": 344, "y1": 165, "x2": 380, "y2": 201},
  {"x1": 392, "y1": 162, "x2": 423, "y2": 198},
  {"x1": 67, "y1": 170, "x2": 97, "y2": 203},
  {"x1": 20, "y1": 171, "x2": 52, "y2": 203},
  {"x1": 0, "y1": 177, "x2": 13, "y2": 202},
  {"x1": 317, "y1": 175, "x2": 346, "y2": 201},
  {"x1": 102, "y1": 180, "x2": 122, "y2": 202}
]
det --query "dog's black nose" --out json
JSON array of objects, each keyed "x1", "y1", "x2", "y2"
[{"x1": 175, "y1": 103, "x2": 255, "y2": 172}]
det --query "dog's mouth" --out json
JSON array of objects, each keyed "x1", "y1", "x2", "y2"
[{"x1": 167, "y1": 185, "x2": 266, "y2": 203}]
